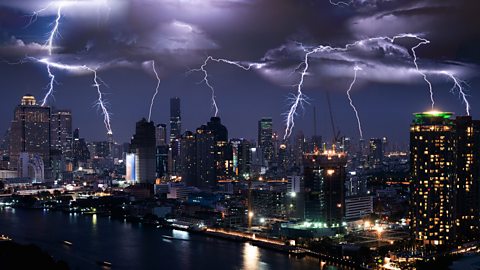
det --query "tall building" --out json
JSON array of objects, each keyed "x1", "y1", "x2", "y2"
[
  {"x1": 368, "y1": 138, "x2": 383, "y2": 168},
  {"x1": 156, "y1": 145, "x2": 169, "y2": 179},
  {"x1": 130, "y1": 118, "x2": 156, "y2": 184},
  {"x1": 180, "y1": 131, "x2": 197, "y2": 186},
  {"x1": 455, "y1": 116, "x2": 480, "y2": 241},
  {"x1": 195, "y1": 125, "x2": 216, "y2": 188},
  {"x1": 207, "y1": 117, "x2": 233, "y2": 181},
  {"x1": 410, "y1": 112, "x2": 480, "y2": 245},
  {"x1": 303, "y1": 149, "x2": 346, "y2": 227},
  {"x1": 231, "y1": 138, "x2": 251, "y2": 179},
  {"x1": 170, "y1": 97, "x2": 181, "y2": 143},
  {"x1": 50, "y1": 110, "x2": 72, "y2": 154},
  {"x1": 156, "y1": 124, "x2": 167, "y2": 146},
  {"x1": 258, "y1": 118, "x2": 273, "y2": 165},
  {"x1": 9, "y1": 94, "x2": 51, "y2": 172},
  {"x1": 72, "y1": 128, "x2": 90, "y2": 168}
]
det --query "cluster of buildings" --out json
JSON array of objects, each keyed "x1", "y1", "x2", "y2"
[{"x1": 1, "y1": 94, "x2": 479, "y2": 252}]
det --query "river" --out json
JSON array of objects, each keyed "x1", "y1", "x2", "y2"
[{"x1": 0, "y1": 207, "x2": 323, "y2": 270}]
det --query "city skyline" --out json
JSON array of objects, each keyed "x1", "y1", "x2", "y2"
[{"x1": 0, "y1": 0, "x2": 479, "y2": 144}]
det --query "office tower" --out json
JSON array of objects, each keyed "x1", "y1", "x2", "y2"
[
  {"x1": 258, "y1": 118, "x2": 273, "y2": 165},
  {"x1": 156, "y1": 124, "x2": 167, "y2": 146},
  {"x1": 180, "y1": 131, "x2": 197, "y2": 185},
  {"x1": 50, "y1": 109, "x2": 72, "y2": 154},
  {"x1": 130, "y1": 118, "x2": 156, "y2": 184},
  {"x1": 410, "y1": 112, "x2": 480, "y2": 245},
  {"x1": 207, "y1": 117, "x2": 233, "y2": 181},
  {"x1": 231, "y1": 138, "x2": 251, "y2": 179},
  {"x1": 195, "y1": 125, "x2": 216, "y2": 188},
  {"x1": 156, "y1": 145, "x2": 169, "y2": 179},
  {"x1": 126, "y1": 153, "x2": 137, "y2": 183},
  {"x1": 455, "y1": 116, "x2": 480, "y2": 241},
  {"x1": 368, "y1": 138, "x2": 384, "y2": 168},
  {"x1": 72, "y1": 128, "x2": 90, "y2": 168},
  {"x1": 303, "y1": 149, "x2": 346, "y2": 226},
  {"x1": 170, "y1": 97, "x2": 181, "y2": 143},
  {"x1": 9, "y1": 94, "x2": 51, "y2": 171},
  {"x1": 294, "y1": 132, "x2": 307, "y2": 167}
]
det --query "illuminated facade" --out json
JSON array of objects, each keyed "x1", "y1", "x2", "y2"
[
  {"x1": 169, "y1": 97, "x2": 182, "y2": 143},
  {"x1": 410, "y1": 112, "x2": 480, "y2": 245},
  {"x1": 130, "y1": 119, "x2": 156, "y2": 184},
  {"x1": 258, "y1": 118, "x2": 273, "y2": 165},
  {"x1": 303, "y1": 149, "x2": 346, "y2": 226},
  {"x1": 9, "y1": 95, "x2": 51, "y2": 171},
  {"x1": 454, "y1": 116, "x2": 480, "y2": 241},
  {"x1": 125, "y1": 153, "x2": 136, "y2": 182}
]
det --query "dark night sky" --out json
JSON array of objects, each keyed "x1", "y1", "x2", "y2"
[{"x1": 0, "y1": 0, "x2": 479, "y2": 145}]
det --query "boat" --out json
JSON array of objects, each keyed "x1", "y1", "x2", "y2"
[
  {"x1": 62, "y1": 240, "x2": 73, "y2": 246},
  {"x1": 96, "y1": 261, "x2": 112, "y2": 268}
]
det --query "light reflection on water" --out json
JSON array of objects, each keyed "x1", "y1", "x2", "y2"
[
  {"x1": 172, "y1": 229, "x2": 189, "y2": 240},
  {"x1": 0, "y1": 208, "x2": 320, "y2": 270},
  {"x1": 243, "y1": 243, "x2": 262, "y2": 270}
]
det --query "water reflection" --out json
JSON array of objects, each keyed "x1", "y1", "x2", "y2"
[
  {"x1": 172, "y1": 229, "x2": 189, "y2": 240},
  {"x1": 243, "y1": 243, "x2": 261, "y2": 270}
]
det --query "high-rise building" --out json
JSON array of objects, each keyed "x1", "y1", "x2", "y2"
[
  {"x1": 195, "y1": 125, "x2": 216, "y2": 188},
  {"x1": 410, "y1": 112, "x2": 480, "y2": 245},
  {"x1": 9, "y1": 94, "x2": 51, "y2": 172},
  {"x1": 50, "y1": 109, "x2": 72, "y2": 154},
  {"x1": 455, "y1": 116, "x2": 480, "y2": 241},
  {"x1": 207, "y1": 117, "x2": 232, "y2": 181},
  {"x1": 156, "y1": 124, "x2": 167, "y2": 146},
  {"x1": 258, "y1": 118, "x2": 273, "y2": 165},
  {"x1": 130, "y1": 118, "x2": 156, "y2": 184},
  {"x1": 231, "y1": 138, "x2": 251, "y2": 179},
  {"x1": 156, "y1": 145, "x2": 169, "y2": 179},
  {"x1": 180, "y1": 131, "x2": 197, "y2": 186},
  {"x1": 126, "y1": 153, "x2": 137, "y2": 183},
  {"x1": 72, "y1": 128, "x2": 90, "y2": 168},
  {"x1": 303, "y1": 149, "x2": 346, "y2": 226},
  {"x1": 170, "y1": 97, "x2": 181, "y2": 143},
  {"x1": 368, "y1": 138, "x2": 383, "y2": 168}
]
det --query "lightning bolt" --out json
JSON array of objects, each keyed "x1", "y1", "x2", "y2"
[
  {"x1": 329, "y1": 0, "x2": 353, "y2": 6},
  {"x1": 26, "y1": 2, "x2": 66, "y2": 106},
  {"x1": 40, "y1": 63, "x2": 57, "y2": 106},
  {"x1": 285, "y1": 33, "x2": 433, "y2": 139},
  {"x1": 148, "y1": 60, "x2": 161, "y2": 122},
  {"x1": 35, "y1": 58, "x2": 113, "y2": 134},
  {"x1": 191, "y1": 56, "x2": 262, "y2": 116},
  {"x1": 346, "y1": 66, "x2": 363, "y2": 139},
  {"x1": 86, "y1": 66, "x2": 113, "y2": 134},
  {"x1": 46, "y1": 3, "x2": 63, "y2": 56},
  {"x1": 441, "y1": 71, "x2": 471, "y2": 116}
]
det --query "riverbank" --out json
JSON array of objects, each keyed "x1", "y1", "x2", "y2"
[{"x1": 0, "y1": 240, "x2": 70, "y2": 270}]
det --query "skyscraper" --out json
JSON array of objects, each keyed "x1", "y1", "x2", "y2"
[
  {"x1": 170, "y1": 97, "x2": 181, "y2": 143},
  {"x1": 156, "y1": 124, "x2": 167, "y2": 146},
  {"x1": 195, "y1": 125, "x2": 216, "y2": 188},
  {"x1": 455, "y1": 116, "x2": 480, "y2": 241},
  {"x1": 410, "y1": 112, "x2": 480, "y2": 245},
  {"x1": 207, "y1": 117, "x2": 232, "y2": 181},
  {"x1": 258, "y1": 117, "x2": 273, "y2": 165},
  {"x1": 180, "y1": 131, "x2": 197, "y2": 186},
  {"x1": 9, "y1": 94, "x2": 51, "y2": 172},
  {"x1": 50, "y1": 110, "x2": 72, "y2": 154},
  {"x1": 303, "y1": 149, "x2": 346, "y2": 227},
  {"x1": 131, "y1": 118, "x2": 156, "y2": 184},
  {"x1": 368, "y1": 138, "x2": 383, "y2": 168}
]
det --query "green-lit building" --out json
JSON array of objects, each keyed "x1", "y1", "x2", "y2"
[{"x1": 410, "y1": 111, "x2": 480, "y2": 246}]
